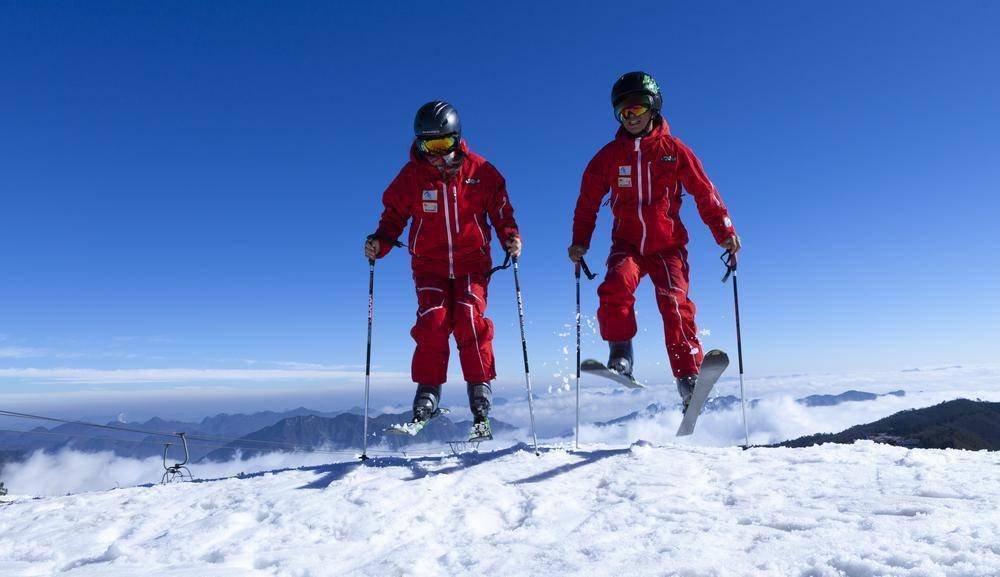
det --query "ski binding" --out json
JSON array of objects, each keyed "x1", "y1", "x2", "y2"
[
  {"x1": 468, "y1": 417, "x2": 493, "y2": 442},
  {"x1": 580, "y1": 359, "x2": 645, "y2": 389},
  {"x1": 385, "y1": 407, "x2": 450, "y2": 436}
]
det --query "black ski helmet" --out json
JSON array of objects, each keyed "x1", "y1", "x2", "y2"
[
  {"x1": 413, "y1": 101, "x2": 461, "y2": 138},
  {"x1": 611, "y1": 71, "x2": 662, "y2": 114}
]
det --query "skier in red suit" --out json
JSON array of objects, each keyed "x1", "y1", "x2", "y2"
[
  {"x1": 365, "y1": 101, "x2": 521, "y2": 427},
  {"x1": 568, "y1": 71, "x2": 741, "y2": 409}
]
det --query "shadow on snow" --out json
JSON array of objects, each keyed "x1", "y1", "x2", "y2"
[{"x1": 150, "y1": 442, "x2": 642, "y2": 491}]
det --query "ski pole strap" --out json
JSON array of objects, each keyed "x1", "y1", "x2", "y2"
[
  {"x1": 578, "y1": 257, "x2": 597, "y2": 280},
  {"x1": 486, "y1": 251, "x2": 512, "y2": 280},
  {"x1": 720, "y1": 249, "x2": 738, "y2": 283}
]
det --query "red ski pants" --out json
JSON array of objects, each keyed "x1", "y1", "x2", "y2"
[
  {"x1": 597, "y1": 247, "x2": 704, "y2": 378},
  {"x1": 410, "y1": 273, "x2": 496, "y2": 386}
]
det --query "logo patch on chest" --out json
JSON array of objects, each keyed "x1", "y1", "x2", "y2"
[
  {"x1": 661, "y1": 155, "x2": 677, "y2": 162},
  {"x1": 618, "y1": 166, "x2": 632, "y2": 176},
  {"x1": 618, "y1": 177, "x2": 632, "y2": 187},
  {"x1": 464, "y1": 177, "x2": 480, "y2": 184},
  {"x1": 422, "y1": 201, "x2": 438, "y2": 213},
  {"x1": 422, "y1": 190, "x2": 437, "y2": 201}
]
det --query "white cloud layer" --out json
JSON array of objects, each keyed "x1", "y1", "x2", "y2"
[{"x1": 0, "y1": 366, "x2": 410, "y2": 385}]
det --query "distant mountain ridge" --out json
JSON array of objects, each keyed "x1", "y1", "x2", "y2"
[
  {"x1": 0, "y1": 408, "x2": 518, "y2": 465},
  {"x1": 0, "y1": 407, "x2": 345, "y2": 462},
  {"x1": 776, "y1": 399, "x2": 1000, "y2": 450}
]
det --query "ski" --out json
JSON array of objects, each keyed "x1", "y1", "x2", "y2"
[
  {"x1": 385, "y1": 408, "x2": 450, "y2": 436},
  {"x1": 468, "y1": 418, "x2": 493, "y2": 442},
  {"x1": 580, "y1": 359, "x2": 646, "y2": 389},
  {"x1": 676, "y1": 349, "x2": 729, "y2": 436}
]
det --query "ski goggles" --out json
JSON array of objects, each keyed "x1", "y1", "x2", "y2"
[
  {"x1": 616, "y1": 102, "x2": 651, "y2": 122},
  {"x1": 417, "y1": 135, "x2": 458, "y2": 155}
]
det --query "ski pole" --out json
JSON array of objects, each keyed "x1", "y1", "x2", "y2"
[
  {"x1": 574, "y1": 257, "x2": 597, "y2": 450},
  {"x1": 361, "y1": 257, "x2": 375, "y2": 461},
  {"x1": 721, "y1": 250, "x2": 750, "y2": 449},
  {"x1": 511, "y1": 254, "x2": 540, "y2": 455},
  {"x1": 575, "y1": 262, "x2": 581, "y2": 450}
]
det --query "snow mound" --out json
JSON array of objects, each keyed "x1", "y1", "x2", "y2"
[{"x1": 2, "y1": 441, "x2": 999, "y2": 576}]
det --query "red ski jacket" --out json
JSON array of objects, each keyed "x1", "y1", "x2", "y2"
[
  {"x1": 572, "y1": 118, "x2": 736, "y2": 255},
  {"x1": 374, "y1": 140, "x2": 519, "y2": 278}
]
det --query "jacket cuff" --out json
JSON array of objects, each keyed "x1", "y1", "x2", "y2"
[{"x1": 710, "y1": 215, "x2": 736, "y2": 245}]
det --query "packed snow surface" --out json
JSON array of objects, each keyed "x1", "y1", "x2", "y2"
[{"x1": 2, "y1": 441, "x2": 999, "y2": 577}]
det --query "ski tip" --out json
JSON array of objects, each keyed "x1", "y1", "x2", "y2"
[{"x1": 580, "y1": 359, "x2": 605, "y2": 370}]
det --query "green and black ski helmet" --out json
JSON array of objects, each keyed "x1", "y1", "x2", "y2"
[{"x1": 611, "y1": 71, "x2": 663, "y2": 115}]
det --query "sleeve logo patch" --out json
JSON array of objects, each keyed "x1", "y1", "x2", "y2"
[
  {"x1": 661, "y1": 155, "x2": 676, "y2": 162},
  {"x1": 618, "y1": 177, "x2": 632, "y2": 187},
  {"x1": 618, "y1": 166, "x2": 632, "y2": 176},
  {"x1": 422, "y1": 201, "x2": 438, "y2": 213},
  {"x1": 724, "y1": 216, "x2": 732, "y2": 227},
  {"x1": 422, "y1": 190, "x2": 437, "y2": 201},
  {"x1": 464, "y1": 177, "x2": 480, "y2": 184}
]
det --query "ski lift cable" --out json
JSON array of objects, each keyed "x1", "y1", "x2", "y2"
[
  {"x1": 0, "y1": 409, "x2": 178, "y2": 438},
  {"x1": 0, "y1": 409, "x2": 331, "y2": 451},
  {"x1": 0, "y1": 408, "x2": 363, "y2": 453},
  {"x1": 0, "y1": 408, "x2": 481, "y2": 458},
  {"x1": 0, "y1": 425, "x2": 393, "y2": 458},
  {"x1": 0, "y1": 427, "x2": 178, "y2": 448}
]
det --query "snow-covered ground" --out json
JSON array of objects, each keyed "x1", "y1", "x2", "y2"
[{"x1": 2, "y1": 441, "x2": 999, "y2": 577}]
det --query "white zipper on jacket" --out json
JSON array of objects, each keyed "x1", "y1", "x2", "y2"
[
  {"x1": 412, "y1": 218, "x2": 423, "y2": 255},
  {"x1": 441, "y1": 182, "x2": 455, "y2": 278},
  {"x1": 453, "y1": 186, "x2": 460, "y2": 234},
  {"x1": 635, "y1": 138, "x2": 647, "y2": 255}
]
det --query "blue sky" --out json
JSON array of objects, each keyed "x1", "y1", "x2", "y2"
[{"x1": 1, "y1": 1, "x2": 997, "y2": 418}]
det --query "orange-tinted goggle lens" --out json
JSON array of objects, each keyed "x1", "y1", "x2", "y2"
[
  {"x1": 419, "y1": 135, "x2": 458, "y2": 154},
  {"x1": 617, "y1": 103, "x2": 650, "y2": 120}
]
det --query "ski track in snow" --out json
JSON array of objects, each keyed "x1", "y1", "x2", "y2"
[{"x1": 2, "y1": 441, "x2": 999, "y2": 577}]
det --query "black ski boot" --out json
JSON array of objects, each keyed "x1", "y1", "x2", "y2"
[
  {"x1": 608, "y1": 340, "x2": 634, "y2": 378},
  {"x1": 412, "y1": 384, "x2": 441, "y2": 422},
  {"x1": 467, "y1": 382, "x2": 493, "y2": 440},
  {"x1": 467, "y1": 382, "x2": 492, "y2": 421},
  {"x1": 676, "y1": 375, "x2": 697, "y2": 413}
]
